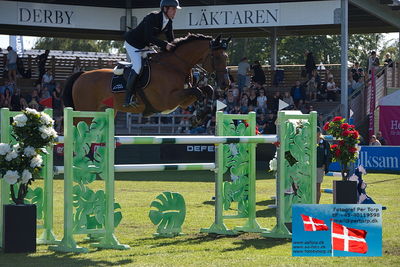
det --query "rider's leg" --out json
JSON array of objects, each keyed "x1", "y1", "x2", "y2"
[{"x1": 124, "y1": 42, "x2": 142, "y2": 107}]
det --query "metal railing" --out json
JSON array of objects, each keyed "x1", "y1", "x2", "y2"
[{"x1": 125, "y1": 113, "x2": 204, "y2": 135}]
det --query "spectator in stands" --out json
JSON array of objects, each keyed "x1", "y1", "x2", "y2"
[
  {"x1": 206, "y1": 115, "x2": 216, "y2": 134},
  {"x1": 10, "y1": 88, "x2": 21, "y2": 111},
  {"x1": 52, "y1": 83, "x2": 63, "y2": 116},
  {"x1": 72, "y1": 59, "x2": 82, "y2": 73},
  {"x1": 237, "y1": 57, "x2": 250, "y2": 93},
  {"x1": 256, "y1": 114, "x2": 267, "y2": 133},
  {"x1": 376, "y1": 131, "x2": 386, "y2": 145},
  {"x1": 351, "y1": 62, "x2": 364, "y2": 83},
  {"x1": 256, "y1": 88, "x2": 267, "y2": 113},
  {"x1": 36, "y1": 49, "x2": 50, "y2": 85},
  {"x1": 42, "y1": 69, "x2": 54, "y2": 89},
  {"x1": 27, "y1": 89, "x2": 40, "y2": 108},
  {"x1": 248, "y1": 89, "x2": 257, "y2": 108},
  {"x1": 384, "y1": 53, "x2": 393, "y2": 68},
  {"x1": 40, "y1": 85, "x2": 51, "y2": 101},
  {"x1": 291, "y1": 81, "x2": 305, "y2": 106},
  {"x1": 318, "y1": 114, "x2": 325, "y2": 129},
  {"x1": 268, "y1": 92, "x2": 281, "y2": 113},
  {"x1": 6, "y1": 46, "x2": 18, "y2": 84},
  {"x1": 225, "y1": 90, "x2": 236, "y2": 113},
  {"x1": 1, "y1": 88, "x2": 12, "y2": 108},
  {"x1": 240, "y1": 94, "x2": 249, "y2": 114},
  {"x1": 264, "y1": 114, "x2": 276, "y2": 134},
  {"x1": 282, "y1": 91, "x2": 294, "y2": 109},
  {"x1": 178, "y1": 108, "x2": 191, "y2": 133},
  {"x1": 231, "y1": 85, "x2": 240, "y2": 100},
  {"x1": 251, "y1": 60, "x2": 266, "y2": 86},
  {"x1": 307, "y1": 73, "x2": 318, "y2": 101},
  {"x1": 369, "y1": 135, "x2": 381, "y2": 146},
  {"x1": 308, "y1": 105, "x2": 314, "y2": 114},
  {"x1": 304, "y1": 50, "x2": 316, "y2": 79},
  {"x1": 326, "y1": 77, "x2": 338, "y2": 102},
  {"x1": 231, "y1": 105, "x2": 241, "y2": 114},
  {"x1": 20, "y1": 97, "x2": 28, "y2": 110},
  {"x1": 367, "y1": 51, "x2": 380, "y2": 76},
  {"x1": 348, "y1": 74, "x2": 357, "y2": 96},
  {"x1": 0, "y1": 79, "x2": 14, "y2": 95},
  {"x1": 297, "y1": 99, "x2": 308, "y2": 113}
]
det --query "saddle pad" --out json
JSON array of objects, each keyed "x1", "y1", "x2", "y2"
[
  {"x1": 111, "y1": 73, "x2": 126, "y2": 93},
  {"x1": 111, "y1": 64, "x2": 151, "y2": 93}
]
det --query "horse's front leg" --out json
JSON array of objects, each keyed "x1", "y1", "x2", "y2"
[{"x1": 177, "y1": 87, "x2": 205, "y2": 109}]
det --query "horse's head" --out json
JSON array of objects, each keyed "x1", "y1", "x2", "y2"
[{"x1": 202, "y1": 35, "x2": 231, "y2": 90}]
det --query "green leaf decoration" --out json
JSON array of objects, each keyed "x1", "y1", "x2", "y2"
[
  {"x1": 222, "y1": 176, "x2": 249, "y2": 215},
  {"x1": 220, "y1": 119, "x2": 252, "y2": 217},
  {"x1": 149, "y1": 192, "x2": 186, "y2": 237},
  {"x1": 25, "y1": 187, "x2": 44, "y2": 220}
]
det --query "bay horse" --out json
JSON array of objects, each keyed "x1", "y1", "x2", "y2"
[{"x1": 62, "y1": 34, "x2": 231, "y2": 123}]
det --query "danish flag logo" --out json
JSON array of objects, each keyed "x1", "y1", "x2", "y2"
[
  {"x1": 332, "y1": 222, "x2": 368, "y2": 254},
  {"x1": 301, "y1": 214, "x2": 329, "y2": 231}
]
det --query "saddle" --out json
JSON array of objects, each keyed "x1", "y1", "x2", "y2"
[{"x1": 111, "y1": 58, "x2": 151, "y2": 93}]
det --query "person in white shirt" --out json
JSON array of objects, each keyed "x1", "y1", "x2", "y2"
[
  {"x1": 42, "y1": 69, "x2": 54, "y2": 88},
  {"x1": 256, "y1": 89, "x2": 267, "y2": 113}
]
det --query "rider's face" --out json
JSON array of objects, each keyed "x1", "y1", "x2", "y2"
[{"x1": 164, "y1": 7, "x2": 177, "y2": 19}]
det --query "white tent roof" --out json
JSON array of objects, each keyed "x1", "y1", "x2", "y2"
[{"x1": 379, "y1": 90, "x2": 400, "y2": 106}]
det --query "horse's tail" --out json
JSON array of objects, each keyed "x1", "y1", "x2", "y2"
[{"x1": 62, "y1": 71, "x2": 84, "y2": 109}]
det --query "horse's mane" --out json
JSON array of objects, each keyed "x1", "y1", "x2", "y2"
[{"x1": 171, "y1": 33, "x2": 212, "y2": 51}]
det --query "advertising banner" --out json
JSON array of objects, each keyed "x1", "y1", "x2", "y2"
[
  {"x1": 329, "y1": 146, "x2": 400, "y2": 172},
  {"x1": 379, "y1": 106, "x2": 400, "y2": 145}
]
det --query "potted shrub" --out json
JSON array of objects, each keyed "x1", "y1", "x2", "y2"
[
  {"x1": 323, "y1": 116, "x2": 360, "y2": 203},
  {"x1": 0, "y1": 108, "x2": 57, "y2": 253}
]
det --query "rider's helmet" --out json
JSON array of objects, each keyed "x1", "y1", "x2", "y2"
[{"x1": 160, "y1": 0, "x2": 181, "y2": 9}]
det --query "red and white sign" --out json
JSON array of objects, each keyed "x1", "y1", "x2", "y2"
[
  {"x1": 300, "y1": 214, "x2": 328, "y2": 231},
  {"x1": 332, "y1": 222, "x2": 368, "y2": 254}
]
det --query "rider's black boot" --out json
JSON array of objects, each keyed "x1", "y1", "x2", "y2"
[{"x1": 123, "y1": 69, "x2": 139, "y2": 107}]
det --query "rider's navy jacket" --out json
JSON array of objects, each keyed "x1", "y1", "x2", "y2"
[{"x1": 124, "y1": 11, "x2": 174, "y2": 51}]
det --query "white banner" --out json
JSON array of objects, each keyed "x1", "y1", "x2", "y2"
[
  {"x1": 134, "y1": 1, "x2": 340, "y2": 29},
  {"x1": 0, "y1": 1, "x2": 124, "y2": 30},
  {"x1": 0, "y1": 1, "x2": 340, "y2": 31}
]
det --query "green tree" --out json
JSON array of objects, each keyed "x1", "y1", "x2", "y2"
[
  {"x1": 380, "y1": 39, "x2": 399, "y2": 62},
  {"x1": 34, "y1": 37, "x2": 124, "y2": 53},
  {"x1": 227, "y1": 33, "x2": 384, "y2": 67}
]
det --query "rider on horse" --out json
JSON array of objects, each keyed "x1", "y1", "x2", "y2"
[{"x1": 123, "y1": 0, "x2": 181, "y2": 107}]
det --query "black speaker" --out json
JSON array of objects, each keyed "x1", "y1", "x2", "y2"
[
  {"x1": 333, "y1": 181, "x2": 358, "y2": 204},
  {"x1": 3, "y1": 204, "x2": 36, "y2": 253}
]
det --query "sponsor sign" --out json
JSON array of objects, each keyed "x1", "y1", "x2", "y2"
[
  {"x1": 329, "y1": 146, "x2": 400, "y2": 172},
  {"x1": 292, "y1": 204, "x2": 382, "y2": 257},
  {"x1": 0, "y1": 1, "x2": 339, "y2": 30}
]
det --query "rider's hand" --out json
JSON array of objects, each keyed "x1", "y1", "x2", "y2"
[{"x1": 166, "y1": 43, "x2": 175, "y2": 51}]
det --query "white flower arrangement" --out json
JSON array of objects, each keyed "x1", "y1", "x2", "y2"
[
  {"x1": 0, "y1": 143, "x2": 11, "y2": 155},
  {"x1": 5, "y1": 149, "x2": 18, "y2": 161},
  {"x1": 0, "y1": 108, "x2": 57, "y2": 204},
  {"x1": 25, "y1": 108, "x2": 40, "y2": 116},
  {"x1": 30, "y1": 154, "x2": 43, "y2": 168},
  {"x1": 21, "y1": 170, "x2": 32, "y2": 184},
  {"x1": 13, "y1": 114, "x2": 28, "y2": 127},
  {"x1": 3, "y1": 170, "x2": 19, "y2": 185},
  {"x1": 23, "y1": 146, "x2": 36, "y2": 157},
  {"x1": 269, "y1": 152, "x2": 278, "y2": 172}
]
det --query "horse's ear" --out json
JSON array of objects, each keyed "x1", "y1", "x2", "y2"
[
  {"x1": 226, "y1": 36, "x2": 232, "y2": 43},
  {"x1": 215, "y1": 34, "x2": 221, "y2": 43}
]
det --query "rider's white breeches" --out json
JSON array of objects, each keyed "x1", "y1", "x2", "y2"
[{"x1": 124, "y1": 41, "x2": 142, "y2": 74}]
